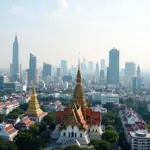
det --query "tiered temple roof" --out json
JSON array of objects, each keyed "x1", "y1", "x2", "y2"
[
  {"x1": 26, "y1": 86, "x2": 47, "y2": 118},
  {"x1": 55, "y1": 60, "x2": 101, "y2": 129}
]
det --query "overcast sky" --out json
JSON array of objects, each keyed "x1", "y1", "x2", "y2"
[{"x1": 1, "y1": 0, "x2": 150, "y2": 69}]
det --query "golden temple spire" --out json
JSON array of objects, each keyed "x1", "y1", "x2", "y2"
[
  {"x1": 26, "y1": 85, "x2": 43, "y2": 117},
  {"x1": 71, "y1": 59, "x2": 88, "y2": 119},
  {"x1": 76, "y1": 58, "x2": 82, "y2": 83},
  {"x1": 32, "y1": 84, "x2": 36, "y2": 95}
]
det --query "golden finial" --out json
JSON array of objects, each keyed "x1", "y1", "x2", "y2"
[
  {"x1": 76, "y1": 58, "x2": 81, "y2": 83},
  {"x1": 32, "y1": 84, "x2": 36, "y2": 95}
]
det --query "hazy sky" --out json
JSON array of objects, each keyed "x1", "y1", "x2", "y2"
[{"x1": 1, "y1": 0, "x2": 150, "y2": 69}]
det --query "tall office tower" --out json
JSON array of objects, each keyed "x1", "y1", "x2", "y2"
[
  {"x1": 11, "y1": 34, "x2": 19, "y2": 81},
  {"x1": 61, "y1": 60, "x2": 67, "y2": 75},
  {"x1": 100, "y1": 59, "x2": 105, "y2": 70},
  {"x1": 56, "y1": 68, "x2": 61, "y2": 77},
  {"x1": 88, "y1": 61, "x2": 94, "y2": 74},
  {"x1": 125, "y1": 62, "x2": 136, "y2": 78},
  {"x1": 95, "y1": 62, "x2": 99, "y2": 77},
  {"x1": 125, "y1": 62, "x2": 136, "y2": 87},
  {"x1": 42, "y1": 63, "x2": 52, "y2": 78},
  {"x1": 107, "y1": 48, "x2": 120, "y2": 85},
  {"x1": 27, "y1": 53, "x2": 37, "y2": 85},
  {"x1": 137, "y1": 65, "x2": 141, "y2": 78}
]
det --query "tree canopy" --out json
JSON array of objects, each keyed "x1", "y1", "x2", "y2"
[{"x1": 102, "y1": 130, "x2": 119, "y2": 145}]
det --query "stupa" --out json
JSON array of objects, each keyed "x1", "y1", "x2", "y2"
[
  {"x1": 25, "y1": 85, "x2": 47, "y2": 122},
  {"x1": 51, "y1": 60, "x2": 103, "y2": 146}
]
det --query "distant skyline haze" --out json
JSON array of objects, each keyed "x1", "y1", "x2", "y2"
[{"x1": 1, "y1": 0, "x2": 150, "y2": 70}]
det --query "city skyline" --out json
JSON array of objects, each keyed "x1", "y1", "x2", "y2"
[{"x1": 1, "y1": 0, "x2": 150, "y2": 69}]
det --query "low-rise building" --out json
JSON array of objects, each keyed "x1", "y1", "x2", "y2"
[
  {"x1": 0, "y1": 122, "x2": 18, "y2": 141},
  {"x1": 0, "y1": 100, "x2": 19, "y2": 115},
  {"x1": 101, "y1": 93, "x2": 119, "y2": 105},
  {"x1": 15, "y1": 116, "x2": 34, "y2": 130},
  {"x1": 91, "y1": 105, "x2": 107, "y2": 114},
  {"x1": 120, "y1": 108, "x2": 146, "y2": 141}
]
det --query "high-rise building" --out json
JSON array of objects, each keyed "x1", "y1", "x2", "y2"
[
  {"x1": 42, "y1": 63, "x2": 52, "y2": 78},
  {"x1": 56, "y1": 68, "x2": 61, "y2": 77},
  {"x1": 61, "y1": 60, "x2": 67, "y2": 75},
  {"x1": 95, "y1": 62, "x2": 99, "y2": 77},
  {"x1": 100, "y1": 59, "x2": 105, "y2": 71},
  {"x1": 27, "y1": 53, "x2": 37, "y2": 85},
  {"x1": 88, "y1": 61, "x2": 94, "y2": 74},
  {"x1": 137, "y1": 65, "x2": 141, "y2": 78},
  {"x1": 11, "y1": 34, "x2": 20, "y2": 81},
  {"x1": 107, "y1": 48, "x2": 120, "y2": 85},
  {"x1": 125, "y1": 62, "x2": 136, "y2": 78}
]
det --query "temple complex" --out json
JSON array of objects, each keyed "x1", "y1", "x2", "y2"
[
  {"x1": 52, "y1": 61, "x2": 103, "y2": 146},
  {"x1": 25, "y1": 86, "x2": 47, "y2": 122}
]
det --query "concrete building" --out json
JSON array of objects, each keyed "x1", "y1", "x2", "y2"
[
  {"x1": 42, "y1": 63, "x2": 52, "y2": 78},
  {"x1": 61, "y1": 60, "x2": 67, "y2": 75},
  {"x1": 129, "y1": 131, "x2": 150, "y2": 150},
  {"x1": 125, "y1": 62, "x2": 136, "y2": 87},
  {"x1": 27, "y1": 53, "x2": 37, "y2": 85},
  {"x1": 107, "y1": 48, "x2": 119, "y2": 85},
  {"x1": 101, "y1": 93, "x2": 119, "y2": 105}
]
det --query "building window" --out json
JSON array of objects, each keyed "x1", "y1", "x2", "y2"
[
  {"x1": 80, "y1": 133, "x2": 82, "y2": 137},
  {"x1": 63, "y1": 132, "x2": 66, "y2": 136},
  {"x1": 96, "y1": 129, "x2": 97, "y2": 132},
  {"x1": 75, "y1": 133, "x2": 77, "y2": 137},
  {"x1": 93, "y1": 129, "x2": 94, "y2": 132},
  {"x1": 69, "y1": 132, "x2": 70, "y2": 137}
]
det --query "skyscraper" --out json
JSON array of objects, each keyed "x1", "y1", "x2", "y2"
[
  {"x1": 88, "y1": 61, "x2": 94, "y2": 74},
  {"x1": 125, "y1": 62, "x2": 136, "y2": 78},
  {"x1": 107, "y1": 48, "x2": 120, "y2": 85},
  {"x1": 100, "y1": 59, "x2": 105, "y2": 71},
  {"x1": 137, "y1": 65, "x2": 141, "y2": 78},
  {"x1": 11, "y1": 34, "x2": 19, "y2": 81},
  {"x1": 95, "y1": 62, "x2": 99, "y2": 77},
  {"x1": 27, "y1": 53, "x2": 37, "y2": 85},
  {"x1": 61, "y1": 60, "x2": 67, "y2": 75},
  {"x1": 42, "y1": 63, "x2": 52, "y2": 78}
]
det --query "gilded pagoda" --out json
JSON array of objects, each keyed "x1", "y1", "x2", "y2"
[
  {"x1": 26, "y1": 86, "x2": 47, "y2": 122},
  {"x1": 51, "y1": 61, "x2": 103, "y2": 146}
]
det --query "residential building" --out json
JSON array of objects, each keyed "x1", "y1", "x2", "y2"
[
  {"x1": 119, "y1": 108, "x2": 146, "y2": 142},
  {"x1": 129, "y1": 131, "x2": 150, "y2": 150}
]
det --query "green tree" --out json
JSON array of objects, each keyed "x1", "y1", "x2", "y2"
[
  {"x1": 52, "y1": 146, "x2": 64, "y2": 150},
  {"x1": 20, "y1": 103, "x2": 28, "y2": 111},
  {"x1": 90, "y1": 140, "x2": 111, "y2": 150},
  {"x1": 102, "y1": 130, "x2": 119, "y2": 145},
  {"x1": 43, "y1": 113, "x2": 55, "y2": 124},
  {"x1": 16, "y1": 131, "x2": 32, "y2": 150},
  {"x1": 7, "y1": 141, "x2": 18, "y2": 150},
  {"x1": 29, "y1": 124, "x2": 39, "y2": 135},
  {"x1": 0, "y1": 114, "x2": 5, "y2": 123},
  {"x1": 106, "y1": 125, "x2": 113, "y2": 131},
  {"x1": 0, "y1": 138, "x2": 6, "y2": 150}
]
